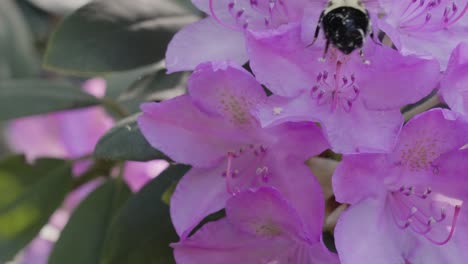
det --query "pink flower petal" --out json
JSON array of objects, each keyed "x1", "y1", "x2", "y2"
[
  {"x1": 188, "y1": 61, "x2": 266, "y2": 128},
  {"x1": 165, "y1": 18, "x2": 248, "y2": 73},
  {"x1": 123, "y1": 160, "x2": 169, "y2": 192},
  {"x1": 335, "y1": 199, "x2": 412, "y2": 264},
  {"x1": 333, "y1": 154, "x2": 389, "y2": 204},
  {"x1": 139, "y1": 96, "x2": 251, "y2": 167},
  {"x1": 391, "y1": 108, "x2": 468, "y2": 169},
  {"x1": 170, "y1": 166, "x2": 230, "y2": 238}
]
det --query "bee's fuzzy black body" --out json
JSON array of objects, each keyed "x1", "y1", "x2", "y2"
[{"x1": 322, "y1": 6, "x2": 370, "y2": 54}]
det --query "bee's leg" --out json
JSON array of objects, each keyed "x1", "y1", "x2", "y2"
[
  {"x1": 367, "y1": 17, "x2": 382, "y2": 46},
  {"x1": 360, "y1": 49, "x2": 370, "y2": 64},
  {"x1": 370, "y1": 30, "x2": 382, "y2": 46},
  {"x1": 319, "y1": 39, "x2": 330, "y2": 62},
  {"x1": 307, "y1": 12, "x2": 324, "y2": 47}
]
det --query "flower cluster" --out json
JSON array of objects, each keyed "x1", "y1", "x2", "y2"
[{"x1": 139, "y1": 0, "x2": 468, "y2": 263}]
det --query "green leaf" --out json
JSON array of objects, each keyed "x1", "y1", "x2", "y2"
[
  {"x1": 116, "y1": 69, "x2": 187, "y2": 113},
  {"x1": 49, "y1": 179, "x2": 131, "y2": 264},
  {"x1": 94, "y1": 114, "x2": 168, "y2": 162},
  {"x1": 0, "y1": 79, "x2": 101, "y2": 121},
  {"x1": 44, "y1": 0, "x2": 199, "y2": 74},
  {"x1": 0, "y1": 0, "x2": 39, "y2": 79},
  {"x1": 100, "y1": 165, "x2": 189, "y2": 264},
  {"x1": 0, "y1": 156, "x2": 72, "y2": 262}
]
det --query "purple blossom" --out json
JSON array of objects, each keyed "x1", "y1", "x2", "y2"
[
  {"x1": 247, "y1": 24, "x2": 440, "y2": 153},
  {"x1": 333, "y1": 108, "x2": 468, "y2": 263},
  {"x1": 165, "y1": 0, "x2": 327, "y2": 72},
  {"x1": 377, "y1": 0, "x2": 468, "y2": 68},
  {"x1": 173, "y1": 187, "x2": 339, "y2": 264},
  {"x1": 439, "y1": 42, "x2": 468, "y2": 116},
  {"x1": 138, "y1": 61, "x2": 329, "y2": 238},
  {"x1": 5, "y1": 78, "x2": 168, "y2": 263}
]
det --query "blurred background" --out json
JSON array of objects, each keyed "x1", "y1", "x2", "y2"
[{"x1": 0, "y1": 0, "x2": 201, "y2": 263}]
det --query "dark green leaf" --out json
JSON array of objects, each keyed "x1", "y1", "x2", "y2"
[
  {"x1": 49, "y1": 179, "x2": 131, "y2": 264},
  {"x1": 0, "y1": 79, "x2": 100, "y2": 121},
  {"x1": 116, "y1": 70, "x2": 187, "y2": 113},
  {"x1": 0, "y1": 0, "x2": 39, "y2": 79},
  {"x1": 0, "y1": 156, "x2": 72, "y2": 262},
  {"x1": 100, "y1": 165, "x2": 189, "y2": 264},
  {"x1": 94, "y1": 114, "x2": 168, "y2": 162},
  {"x1": 44, "y1": 0, "x2": 199, "y2": 74}
]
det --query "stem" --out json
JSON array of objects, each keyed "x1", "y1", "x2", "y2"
[
  {"x1": 101, "y1": 97, "x2": 130, "y2": 118},
  {"x1": 403, "y1": 94, "x2": 441, "y2": 121}
]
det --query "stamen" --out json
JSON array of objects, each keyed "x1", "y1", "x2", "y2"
[
  {"x1": 399, "y1": 0, "x2": 468, "y2": 31},
  {"x1": 223, "y1": 144, "x2": 270, "y2": 194},
  {"x1": 310, "y1": 64, "x2": 361, "y2": 113},
  {"x1": 209, "y1": 0, "x2": 290, "y2": 31},
  {"x1": 388, "y1": 185, "x2": 462, "y2": 245}
]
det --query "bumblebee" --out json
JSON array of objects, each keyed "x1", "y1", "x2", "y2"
[{"x1": 311, "y1": 0, "x2": 376, "y2": 60}]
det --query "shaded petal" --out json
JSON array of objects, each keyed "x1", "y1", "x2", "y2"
[
  {"x1": 123, "y1": 160, "x2": 169, "y2": 192},
  {"x1": 256, "y1": 94, "x2": 403, "y2": 154},
  {"x1": 5, "y1": 115, "x2": 68, "y2": 162},
  {"x1": 377, "y1": 0, "x2": 468, "y2": 69},
  {"x1": 440, "y1": 42, "x2": 468, "y2": 116},
  {"x1": 55, "y1": 107, "x2": 114, "y2": 158},
  {"x1": 165, "y1": 18, "x2": 248, "y2": 73},
  {"x1": 430, "y1": 148, "x2": 468, "y2": 198},
  {"x1": 357, "y1": 43, "x2": 440, "y2": 110},
  {"x1": 173, "y1": 219, "x2": 293, "y2": 264},
  {"x1": 391, "y1": 108, "x2": 468, "y2": 169},
  {"x1": 254, "y1": 94, "x2": 317, "y2": 127},
  {"x1": 387, "y1": 29, "x2": 467, "y2": 70},
  {"x1": 170, "y1": 166, "x2": 230, "y2": 238},
  {"x1": 189, "y1": 61, "x2": 266, "y2": 128},
  {"x1": 82, "y1": 78, "x2": 106, "y2": 98},
  {"x1": 226, "y1": 187, "x2": 304, "y2": 239},
  {"x1": 246, "y1": 23, "x2": 323, "y2": 97},
  {"x1": 268, "y1": 121, "x2": 330, "y2": 159},
  {"x1": 139, "y1": 96, "x2": 250, "y2": 167},
  {"x1": 333, "y1": 154, "x2": 389, "y2": 204},
  {"x1": 5, "y1": 106, "x2": 113, "y2": 161},
  {"x1": 191, "y1": 0, "x2": 209, "y2": 13},
  {"x1": 319, "y1": 100, "x2": 403, "y2": 154},
  {"x1": 265, "y1": 157, "x2": 325, "y2": 240},
  {"x1": 335, "y1": 199, "x2": 412, "y2": 264},
  {"x1": 408, "y1": 216, "x2": 468, "y2": 264},
  {"x1": 22, "y1": 237, "x2": 54, "y2": 264}
]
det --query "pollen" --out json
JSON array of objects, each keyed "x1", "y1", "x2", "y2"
[
  {"x1": 252, "y1": 221, "x2": 283, "y2": 237},
  {"x1": 219, "y1": 90, "x2": 255, "y2": 126},
  {"x1": 399, "y1": 137, "x2": 439, "y2": 171},
  {"x1": 272, "y1": 107, "x2": 283, "y2": 115}
]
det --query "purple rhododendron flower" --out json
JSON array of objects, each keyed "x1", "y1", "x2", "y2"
[
  {"x1": 173, "y1": 187, "x2": 339, "y2": 264},
  {"x1": 247, "y1": 24, "x2": 440, "y2": 153},
  {"x1": 333, "y1": 108, "x2": 468, "y2": 264},
  {"x1": 440, "y1": 42, "x2": 468, "y2": 116},
  {"x1": 166, "y1": 0, "x2": 330, "y2": 72},
  {"x1": 377, "y1": 0, "x2": 468, "y2": 68},
  {"x1": 5, "y1": 78, "x2": 168, "y2": 263},
  {"x1": 138, "y1": 61, "x2": 330, "y2": 238}
]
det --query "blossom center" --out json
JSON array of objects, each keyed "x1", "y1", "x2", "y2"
[
  {"x1": 398, "y1": 0, "x2": 468, "y2": 32},
  {"x1": 209, "y1": 0, "x2": 290, "y2": 30},
  {"x1": 310, "y1": 69, "x2": 360, "y2": 113},
  {"x1": 218, "y1": 89, "x2": 257, "y2": 127},
  {"x1": 252, "y1": 221, "x2": 283, "y2": 237},
  {"x1": 399, "y1": 137, "x2": 439, "y2": 171},
  {"x1": 223, "y1": 144, "x2": 270, "y2": 194},
  {"x1": 388, "y1": 185, "x2": 462, "y2": 245}
]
